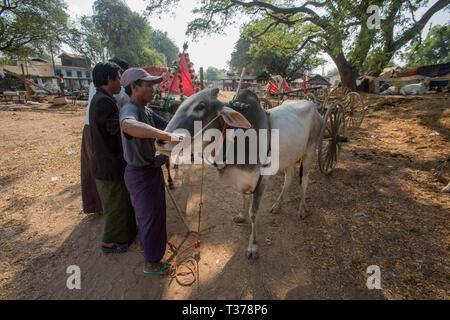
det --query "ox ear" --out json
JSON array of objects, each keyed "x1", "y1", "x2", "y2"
[
  {"x1": 218, "y1": 106, "x2": 252, "y2": 129},
  {"x1": 210, "y1": 87, "x2": 220, "y2": 99}
]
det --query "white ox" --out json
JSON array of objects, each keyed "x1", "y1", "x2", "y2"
[
  {"x1": 381, "y1": 86, "x2": 399, "y2": 95},
  {"x1": 159, "y1": 88, "x2": 322, "y2": 259},
  {"x1": 400, "y1": 80, "x2": 430, "y2": 95}
]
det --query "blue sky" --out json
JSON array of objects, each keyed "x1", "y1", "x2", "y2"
[{"x1": 65, "y1": 0, "x2": 449, "y2": 74}]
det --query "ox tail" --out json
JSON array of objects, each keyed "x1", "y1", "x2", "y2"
[{"x1": 299, "y1": 162, "x2": 303, "y2": 185}]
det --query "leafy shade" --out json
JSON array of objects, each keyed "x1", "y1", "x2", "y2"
[
  {"x1": 93, "y1": 0, "x2": 164, "y2": 67},
  {"x1": 405, "y1": 24, "x2": 450, "y2": 67},
  {"x1": 67, "y1": 16, "x2": 107, "y2": 67},
  {"x1": 230, "y1": 20, "x2": 325, "y2": 80},
  {"x1": 145, "y1": 0, "x2": 450, "y2": 90},
  {"x1": 150, "y1": 29, "x2": 180, "y2": 66},
  {"x1": 0, "y1": 0, "x2": 69, "y2": 57}
]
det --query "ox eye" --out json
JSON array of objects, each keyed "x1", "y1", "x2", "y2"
[{"x1": 195, "y1": 103, "x2": 206, "y2": 111}]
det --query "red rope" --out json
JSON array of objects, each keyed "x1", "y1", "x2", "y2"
[
  {"x1": 168, "y1": 240, "x2": 198, "y2": 286},
  {"x1": 168, "y1": 154, "x2": 207, "y2": 286},
  {"x1": 211, "y1": 122, "x2": 228, "y2": 156},
  {"x1": 165, "y1": 112, "x2": 225, "y2": 286}
]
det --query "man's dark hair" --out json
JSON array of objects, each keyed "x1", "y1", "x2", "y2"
[
  {"x1": 93, "y1": 62, "x2": 121, "y2": 88},
  {"x1": 108, "y1": 57, "x2": 130, "y2": 72},
  {"x1": 124, "y1": 79, "x2": 143, "y2": 96}
]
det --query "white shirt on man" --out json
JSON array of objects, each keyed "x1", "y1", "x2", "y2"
[{"x1": 84, "y1": 82, "x2": 130, "y2": 125}]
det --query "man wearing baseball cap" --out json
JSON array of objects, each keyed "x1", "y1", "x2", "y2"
[{"x1": 119, "y1": 68, "x2": 184, "y2": 275}]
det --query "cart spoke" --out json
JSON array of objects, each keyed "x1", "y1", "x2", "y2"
[{"x1": 326, "y1": 146, "x2": 332, "y2": 171}]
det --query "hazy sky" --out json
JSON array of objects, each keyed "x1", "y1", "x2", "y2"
[{"x1": 65, "y1": 0, "x2": 449, "y2": 74}]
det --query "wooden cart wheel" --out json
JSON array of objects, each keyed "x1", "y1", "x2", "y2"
[
  {"x1": 318, "y1": 103, "x2": 347, "y2": 175},
  {"x1": 327, "y1": 86, "x2": 351, "y2": 102},
  {"x1": 307, "y1": 92, "x2": 325, "y2": 105},
  {"x1": 314, "y1": 88, "x2": 329, "y2": 103},
  {"x1": 295, "y1": 91, "x2": 309, "y2": 101},
  {"x1": 343, "y1": 91, "x2": 365, "y2": 129},
  {"x1": 259, "y1": 98, "x2": 273, "y2": 110}
]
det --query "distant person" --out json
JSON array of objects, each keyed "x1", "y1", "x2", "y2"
[
  {"x1": 81, "y1": 57, "x2": 130, "y2": 215},
  {"x1": 89, "y1": 62, "x2": 137, "y2": 253},
  {"x1": 58, "y1": 74, "x2": 65, "y2": 95},
  {"x1": 119, "y1": 68, "x2": 184, "y2": 274}
]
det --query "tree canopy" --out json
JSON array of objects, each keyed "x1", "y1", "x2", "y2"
[
  {"x1": 65, "y1": 1, "x2": 179, "y2": 68},
  {"x1": 150, "y1": 29, "x2": 180, "y2": 65},
  {"x1": 0, "y1": 0, "x2": 69, "y2": 57},
  {"x1": 230, "y1": 20, "x2": 325, "y2": 80},
  {"x1": 146, "y1": 0, "x2": 450, "y2": 89},
  {"x1": 92, "y1": 0, "x2": 165, "y2": 67},
  {"x1": 67, "y1": 15, "x2": 107, "y2": 67},
  {"x1": 204, "y1": 66, "x2": 224, "y2": 81},
  {"x1": 404, "y1": 24, "x2": 450, "y2": 67}
]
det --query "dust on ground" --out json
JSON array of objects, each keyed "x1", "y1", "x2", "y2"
[{"x1": 0, "y1": 92, "x2": 448, "y2": 300}]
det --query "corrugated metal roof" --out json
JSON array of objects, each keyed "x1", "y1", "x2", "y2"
[
  {"x1": 308, "y1": 74, "x2": 331, "y2": 86},
  {"x1": 59, "y1": 52, "x2": 88, "y2": 60}
]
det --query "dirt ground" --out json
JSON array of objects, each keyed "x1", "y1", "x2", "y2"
[{"x1": 0, "y1": 92, "x2": 448, "y2": 300}]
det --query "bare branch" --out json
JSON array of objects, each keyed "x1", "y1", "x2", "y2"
[
  {"x1": 395, "y1": 0, "x2": 450, "y2": 50},
  {"x1": 230, "y1": 0, "x2": 324, "y2": 25},
  {"x1": 0, "y1": 0, "x2": 20, "y2": 16},
  {"x1": 251, "y1": 21, "x2": 278, "y2": 39},
  {"x1": 293, "y1": 35, "x2": 319, "y2": 53}
]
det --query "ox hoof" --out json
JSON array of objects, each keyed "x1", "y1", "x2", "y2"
[
  {"x1": 296, "y1": 208, "x2": 309, "y2": 219},
  {"x1": 269, "y1": 206, "x2": 279, "y2": 215},
  {"x1": 233, "y1": 215, "x2": 245, "y2": 224},
  {"x1": 168, "y1": 182, "x2": 175, "y2": 190},
  {"x1": 173, "y1": 164, "x2": 179, "y2": 170},
  {"x1": 245, "y1": 245, "x2": 259, "y2": 260}
]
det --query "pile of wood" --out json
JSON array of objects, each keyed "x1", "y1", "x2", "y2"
[{"x1": 1, "y1": 69, "x2": 70, "y2": 104}]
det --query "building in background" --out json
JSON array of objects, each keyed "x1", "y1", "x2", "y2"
[
  {"x1": 0, "y1": 52, "x2": 91, "y2": 92},
  {"x1": 53, "y1": 53, "x2": 91, "y2": 91}
]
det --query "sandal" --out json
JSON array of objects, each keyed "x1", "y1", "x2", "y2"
[
  {"x1": 101, "y1": 242, "x2": 128, "y2": 253},
  {"x1": 143, "y1": 261, "x2": 170, "y2": 275}
]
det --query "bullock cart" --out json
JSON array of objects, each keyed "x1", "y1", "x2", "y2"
[
  {"x1": 250, "y1": 81, "x2": 349, "y2": 175},
  {"x1": 254, "y1": 75, "x2": 365, "y2": 132},
  {"x1": 249, "y1": 85, "x2": 274, "y2": 110},
  {"x1": 250, "y1": 81, "x2": 354, "y2": 175},
  {"x1": 287, "y1": 85, "x2": 365, "y2": 174},
  {"x1": 279, "y1": 88, "x2": 354, "y2": 175},
  {"x1": 253, "y1": 75, "x2": 329, "y2": 110},
  {"x1": 315, "y1": 100, "x2": 348, "y2": 175},
  {"x1": 253, "y1": 84, "x2": 309, "y2": 110},
  {"x1": 324, "y1": 85, "x2": 366, "y2": 130},
  {"x1": 253, "y1": 85, "x2": 350, "y2": 175}
]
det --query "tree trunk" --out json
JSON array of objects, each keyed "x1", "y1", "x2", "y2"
[
  {"x1": 328, "y1": 52, "x2": 359, "y2": 91},
  {"x1": 50, "y1": 44, "x2": 57, "y2": 77},
  {"x1": 339, "y1": 66, "x2": 359, "y2": 91}
]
